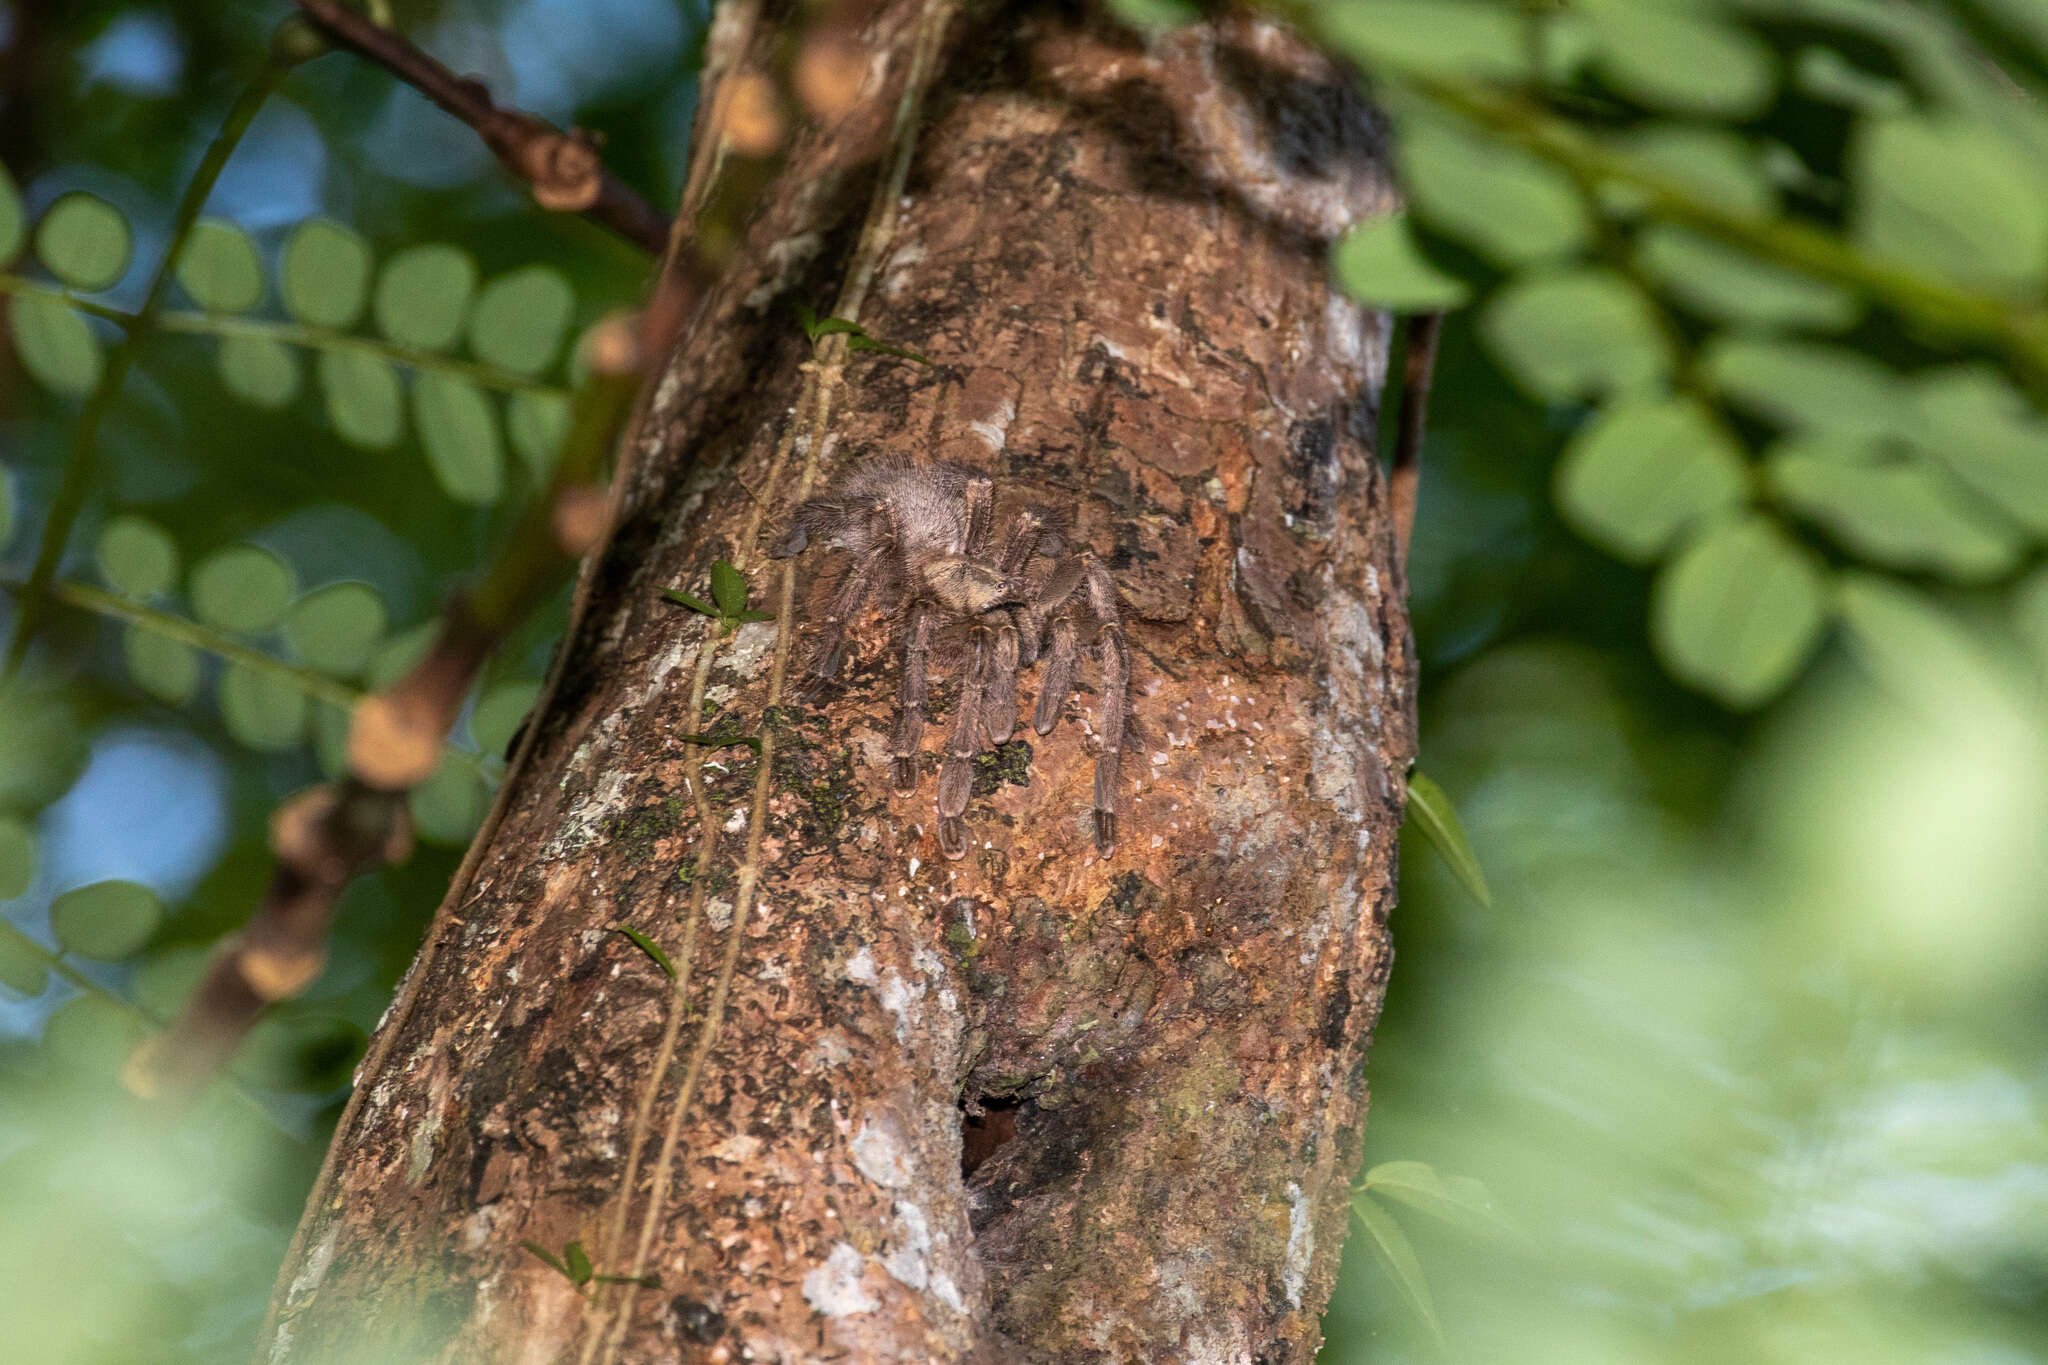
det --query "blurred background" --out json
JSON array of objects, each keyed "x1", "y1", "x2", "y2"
[{"x1": 1, "y1": 1, "x2": 2043, "y2": 1361}]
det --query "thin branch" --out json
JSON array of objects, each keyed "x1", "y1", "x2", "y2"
[
  {"x1": 1396, "y1": 74, "x2": 2048, "y2": 387},
  {"x1": 0, "y1": 274, "x2": 569, "y2": 398},
  {"x1": 6, "y1": 54, "x2": 288, "y2": 675},
  {"x1": 34, "y1": 578, "x2": 360, "y2": 710},
  {"x1": 293, "y1": 0, "x2": 669, "y2": 254}
]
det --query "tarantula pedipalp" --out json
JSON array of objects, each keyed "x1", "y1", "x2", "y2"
[{"x1": 769, "y1": 457, "x2": 1131, "y2": 860}]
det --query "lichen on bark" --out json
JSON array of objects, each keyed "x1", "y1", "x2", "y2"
[{"x1": 261, "y1": 4, "x2": 1413, "y2": 1362}]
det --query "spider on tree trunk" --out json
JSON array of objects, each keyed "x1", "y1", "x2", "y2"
[{"x1": 769, "y1": 457, "x2": 1132, "y2": 860}]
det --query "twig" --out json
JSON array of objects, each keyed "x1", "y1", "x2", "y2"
[
  {"x1": 0, "y1": 273, "x2": 569, "y2": 396},
  {"x1": 1397, "y1": 73, "x2": 2048, "y2": 390},
  {"x1": 293, "y1": 0, "x2": 669, "y2": 254},
  {"x1": 123, "y1": 781, "x2": 411, "y2": 1101}
]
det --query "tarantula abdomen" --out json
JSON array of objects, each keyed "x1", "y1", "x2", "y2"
[{"x1": 770, "y1": 458, "x2": 1129, "y2": 858}]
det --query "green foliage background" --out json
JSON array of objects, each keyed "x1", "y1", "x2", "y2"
[{"x1": 2, "y1": 0, "x2": 2044, "y2": 1360}]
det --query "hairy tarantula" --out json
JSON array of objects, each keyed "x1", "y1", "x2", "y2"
[{"x1": 769, "y1": 458, "x2": 1131, "y2": 860}]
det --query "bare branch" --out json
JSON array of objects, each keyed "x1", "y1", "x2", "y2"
[{"x1": 293, "y1": 0, "x2": 669, "y2": 253}]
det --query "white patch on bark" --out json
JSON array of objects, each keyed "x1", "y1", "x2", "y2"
[
  {"x1": 284, "y1": 1225, "x2": 338, "y2": 1309},
  {"x1": 1284, "y1": 1181, "x2": 1314, "y2": 1306},
  {"x1": 850, "y1": 1118, "x2": 913, "y2": 1188},
  {"x1": 803, "y1": 1241, "x2": 879, "y2": 1317},
  {"x1": 844, "y1": 947, "x2": 878, "y2": 983},
  {"x1": 547, "y1": 767, "x2": 630, "y2": 859},
  {"x1": 967, "y1": 396, "x2": 1016, "y2": 452},
  {"x1": 883, "y1": 1200, "x2": 931, "y2": 1290},
  {"x1": 406, "y1": 1107, "x2": 444, "y2": 1185}
]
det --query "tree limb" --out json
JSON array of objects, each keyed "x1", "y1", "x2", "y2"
[{"x1": 293, "y1": 0, "x2": 670, "y2": 253}]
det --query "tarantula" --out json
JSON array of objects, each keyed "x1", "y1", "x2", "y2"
[{"x1": 769, "y1": 457, "x2": 1130, "y2": 860}]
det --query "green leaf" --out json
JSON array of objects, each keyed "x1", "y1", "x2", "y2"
[
  {"x1": 0, "y1": 681, "x2": 89, "y2": 810},
  {"x1": 1105, "y1": 0, "x2": 1197, "y2": 30},
  {"x1": 1404, "y1": 771, "x2": 1491, "y2": 906},
  {"x1": 1351, "y1": 1194, "x2": 1444, "y2": 1346},
  {"x1": 0, "y1": 159, "x2": 23, "y2": 263},
  {"x1": 1481, "y1": 267, "x2": 1671, "y2": 402},
  {"x1": 472, "y1": 680, "x2": 540, "y2": 757},
  {"x1": 662, "y1": 589, "x2": 714, "y2": 615},
  {"x1": 1908, "y1": 366, "x2": 2048, "y2": 534},
  {"x1": 1794, "y1": 46, "x2": 1909, "y2": 115},
  {"x1": 1836, "y1": 573, "x2": 2011, "y2": 720},
  {"x1": 1765, "y1": 440, "x2": 2021, "y2": 582},
  {"x1": 507, "y1": 389, "x2": 571, "y2": 476},
  {"x1": 318, "y1": 349, "x2": 404, "y2": 449},
  {"x1": 286, "y1": 582, "x2": 387, "y2": 676},
  {"x1": 35, "y1": 192, "x2": 131, "y2": 290},
  {"x1": 0, "y1": 928, "x2": 47, "y2": 998},
  {"x1": 1851, "y1": 115, "x2": 2048, "y2": 295},
  {"x1": 50, "y1": 879, "x2": 164, "y2": 961},
  {"x1": 1317, "y1": 0, "x2": 1528, "y2": 81},
  {"x1": 1584, "y1": 5, "x2": 1776, "y2": 117},
  {"x1": 9, "y1": 290, "x2": 103, "y2": 395},
  {"x1": 1634, "y1": 227, "x2": 1858, "y2": 331},
  {"x1": 1701, "y1": 337, "x2": 1906, "y2": 440},
  {"x1": 191, "y1": 545, "x2": 296, "y2": 633},
  {"x1": 219, "y1": 662, "x2": 309, "y2": 750},
  {"x1": 175, "y1": 218, "x2": 263, "y2": 312},
  {"x1": 845, "y1": 333, "x2": 932, "y2": 365},
  {"x1": 0, "y1": 817, "x2": 34, "y2": 899},
  {"x1": 610, "y1": 924, "x2": 677, "y2": 980},
  {"x1": 680, "y1": 732, "x2": 762, "y2": 755},
  {"x1": 469, "y1": 265, "x2": 574, "y2": 376},
  {"x1": 796, "y1": 304, "x2": 862, "y2": 341},
  {"x1": 710, "y1": 560, "x2": 749, "y2": 617},
  {"x1": 1361, "y1": 1160, "x2": 1515, "y2": 1240},
  {"x1": 233, "y1": 1013, "x2": 365, "y2": 1093},
  {"x1": 42, "y1": 992, "x2": 140, "y2": 1070},
  {"x1": 563, "y1": 1240, "x2": 594, "y2": 1286},
  {"x1": 1553, "y1": 396, "x2": 1748, "y2": 563},
  {"x1": 95, "y1": 514, "x2": 179, "y2": 598},
  {"x1": 1331, "y1": 213, "x2": 1471, "y2": 310},
  {"x1": 1608, "y1": 125, "x2": 1774, "y2": 220},
  {"x1": 124, "y1": 625, "x2": 201, "y2": 704},
  {"x1": 281, "y1": 218, "x2": 372, "y2": 329},
  {"x1": 410, "y1": 758, "x2": 485, "y2": 846},
  {"x1": 374, "y1": 244, "x2": 477, "y2": 351},
  {"x1": 414, "y1": 372, "x2": 504, "y2": 505},
  {"x1": 1398, "y1": 113, "x2": 1588, "y2": 266},
  {"x1": 522, "y1": 1241, "x2": 573, "y2": 1280},
  {"x1": 218, "y1": 334, "x2": 301, "y2": 408},
  {"x1": 1651, "y1": 514, "x2": 1828, "y2": 708},
  {"x1": 366, "y1": 618, "x2": 438, "y2": 691}
]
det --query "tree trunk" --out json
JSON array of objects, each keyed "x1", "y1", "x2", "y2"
[{"x1": 261, "y1": 3, "x2": 1412, "y2": 1361}]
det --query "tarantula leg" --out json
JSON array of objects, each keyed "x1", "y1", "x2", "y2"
[
  {"x1": 1084, "y1": 556, "x2": 1130, "y2": 855},
  {"x1": 936, "y1": 626, "x2": 990, "y2": 860},
  {"x1": 797, "y1": 540, "x2": 888, "y2": 701},
  {"x1": 962, "y1": 476, "x2": 996, "y2": 557},
  {"x1": 993, "y1": 507, "x2": 1052, "y2": 670},
  {"x1": 985, "y1": 614, "x2": 1021, "y2": 744},
  {"x1": 891, "y1": 601, "x2": 932, "y2": 793},
  {"x1": 1091, "y1": 621, "x2": 1130, "y2": 855},
  {"x1": 1033, "y1": 614, "x2": 1080, "y2": 735}
]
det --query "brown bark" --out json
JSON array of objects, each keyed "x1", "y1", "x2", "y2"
[{"x1": 261, "y1": 4, "x2": 1412, "y2": 1362}]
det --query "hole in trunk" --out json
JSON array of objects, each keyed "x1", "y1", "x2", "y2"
[{"x1": 960, "y1": 1095, "x2": 1022, "y2": 1178}]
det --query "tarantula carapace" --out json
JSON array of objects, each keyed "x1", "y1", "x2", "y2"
[{"x1": 769, "y1": 457, "x2": 1131, "y2": 860}]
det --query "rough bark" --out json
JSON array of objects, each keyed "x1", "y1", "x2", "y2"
[{"x1": 262, "y1": 3, "x2": 1412, "y2": 1362}]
